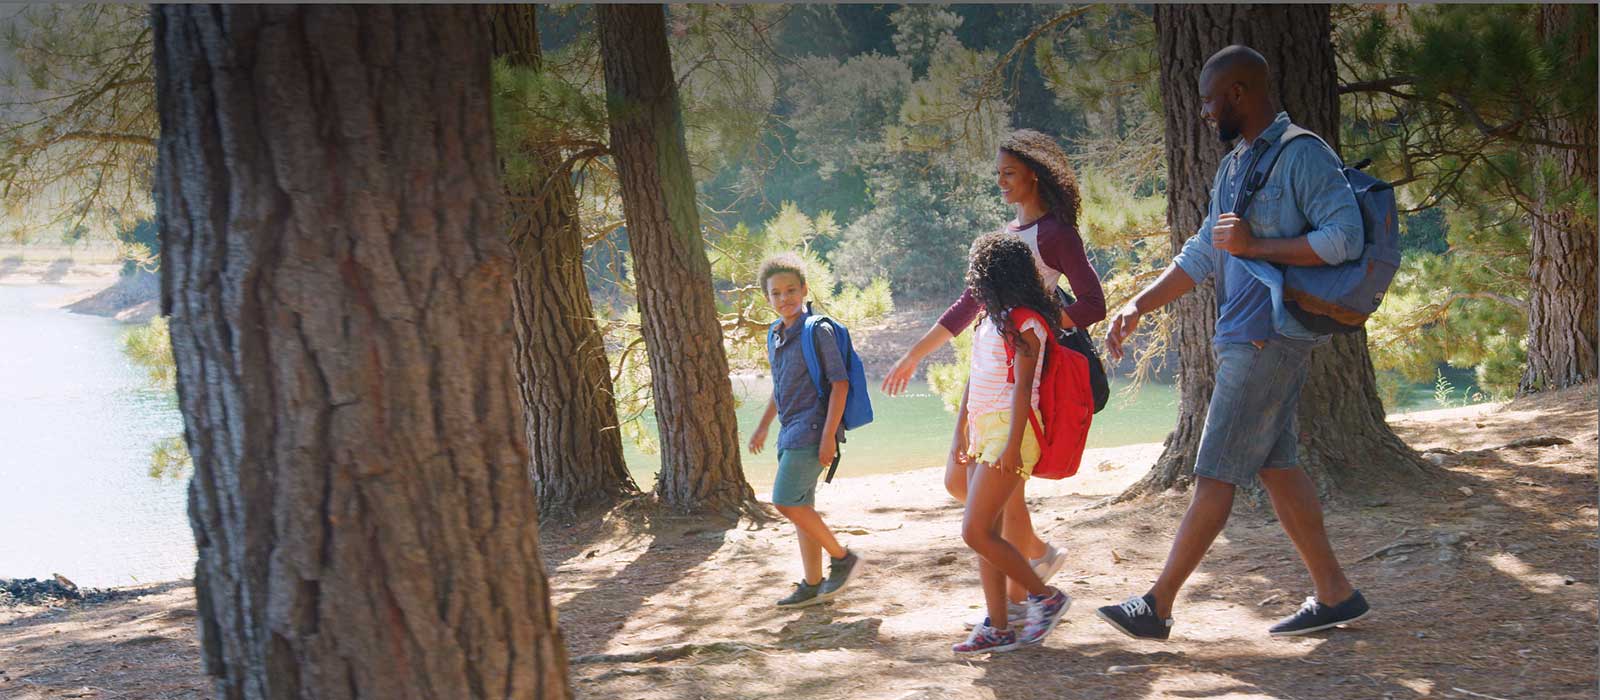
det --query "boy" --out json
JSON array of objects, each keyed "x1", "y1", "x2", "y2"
[{"x1": 749, "y1": 253, "x2": 863, "y2": 608}]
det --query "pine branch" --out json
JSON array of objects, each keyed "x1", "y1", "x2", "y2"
[
  {"x1": 41, "y1": 129, "x2": 156, "y2": 149},
  {"x1": 1338, "y1": 75, "x2": 1418, "y2": 94}
]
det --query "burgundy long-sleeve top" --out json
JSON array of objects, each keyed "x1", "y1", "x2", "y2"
[{"x1": 938, "y1": 212, "x2": 1106, "y2": 335}]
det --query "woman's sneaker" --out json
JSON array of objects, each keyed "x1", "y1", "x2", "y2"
[
  {"x1": 1269, "y1": 590, "x2": 1370, "y2": 636},
  {"x1": 819, "y1": 550, "x2": 861, "y2": 599},
  {"x1": 1095, "y1": 593, "x2": 1173, "y2": 641},
  {"x1": 1018, "y1": 587, "x2": 1071, "y2": 645},
  {"x1": 776, "y1": 581, "x2": 824, "y2": 608},
  {"x1": 1032, "y1": 543, "x2": 1068, "y2": 583},
  {"x1": 964, "y1": 601, "x2": 1028, "y2": 630},
  {"x1": 952, "y1": 619, "x2": 1020, "y2": 655}
]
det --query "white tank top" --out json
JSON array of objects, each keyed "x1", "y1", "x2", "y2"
[{"x1": 1009, "y1": 218, "x2": 1063, "y2": 292}]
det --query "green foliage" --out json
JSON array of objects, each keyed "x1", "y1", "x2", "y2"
[
  {"x1": 147, "y1": 435, "x2": 191, "y2": 481},
  {"x1": 926, "y1": 332, "x2": 973, "y2": 414},
  {"x1": 1339, "y1": 4, "x2": 1595, "y2": 397},
  {"x1": 114, "y1": 217, "x2": 158, "y2": 275},
  {"x1": 121, "y1": 315, "x2": 175, "y2": 391},
  {"x1": 0, "y1": 4, "x2": 156, "y2": 243},
  {"x1": 709, "y1": 203, "x2": 895, "y2": 370},
  {"x1": 602, "y1": 203, "x2": 895, "y2": 454},
  {"x1": 120, "y1": 316, "x2": 191, "y2": 479},
  {"x1": 783, "y1": 53, "x2": 913, "y2": 179},
  {"x1": 788, "y1": 29, "x2": 1013, "y2": 300},
  {"x1": 889, "y1": 6, "x2": 964, "y2": 76}
]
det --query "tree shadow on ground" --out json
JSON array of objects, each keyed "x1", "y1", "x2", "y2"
[
  {"x1": 1158, "y1": 417, "x2": 1596, "y2": 699},
  {"x1": 552, "y1": 504, "x2": 755, "y2": 655},
  {"x1": 0, "y1": 256, "x2": 21, "y2": 282},
  {"x1": 39, "y1": 257, "x2": 72, "y2": 284},
  {"x1": 0, "y1": 579, "x2": 205, "y2": 700}
]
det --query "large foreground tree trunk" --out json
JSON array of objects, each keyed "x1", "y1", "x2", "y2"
[
  {"x1": 489, "y1": 6, "x2": 638, "y2": 519},
  {"x1": 597, "y1": 4, "x2": 754, "y2": 515},
  {"x1": 154, "y1": 6, "x2": 570, "y2": 698},
  {"x1": 1521, "y1": 4, "x2": 1599, "y2": 394},
  {"x1": 1127, "y1": 5, "x2": 1426, "y2": 500}
]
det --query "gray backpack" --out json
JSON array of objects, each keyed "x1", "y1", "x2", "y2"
[{"x1": 1234, "y1": 126, "x2": 1402, "y2": 334}]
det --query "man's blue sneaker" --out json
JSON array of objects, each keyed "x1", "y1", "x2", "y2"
[
  {"x1": 1268, "y1": 590, "x2": 1371, "y2": 637},
  {"x1": 1095, "y1": 593, "x2": 1173, "y2": 641}
]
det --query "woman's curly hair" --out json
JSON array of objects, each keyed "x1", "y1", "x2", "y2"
[
  {"x1": 1000, "y1": 129, "x2": 1081, "y2": 226},
  {"x1": 965, "y1": 232, "x2": 1063, "y2": 357}
]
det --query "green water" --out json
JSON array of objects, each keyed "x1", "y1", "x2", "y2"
[{"x1": 621, "y1": 377, "x2": 1179, "y2": 494}]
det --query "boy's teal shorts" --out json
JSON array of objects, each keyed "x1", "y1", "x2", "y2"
[{"x1": 772, "y1": 445, "x2": 825, "y2": 507}]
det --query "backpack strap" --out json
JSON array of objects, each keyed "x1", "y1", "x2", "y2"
[
  {"x1": 766, "y1": 318, "x2": 784, "y2": 402},
  {"x1": 799, "y1": 314, "x2": 831, "y2": 401},
  {"x1": 1233, "y1": 124, "x2": 1321, "y2": 217},
  {"x1": 1000, "y1": 308, "x2": 1049, "y2": 380},
  {"x1": 999, "y1": 307, "x2": 1050, "y2": 447}
]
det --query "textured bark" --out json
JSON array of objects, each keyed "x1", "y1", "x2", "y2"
[
  {"x1": 154, "y1": 6, "x2": 571, "y2": 698},
  {"x1": 1128, "y1": 5, "x2": 1426, "y2": 500},
  {"x1": 489, "y1": 6, "x2": 637, "y2": 518},
  {"x1": 596, "y1": 5, "x2": 754, "y2": 514},
  {"x1": 1521, "y1": 4, "x2": 1599, "y2": 394}
]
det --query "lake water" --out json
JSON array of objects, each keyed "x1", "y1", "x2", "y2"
[
  {"x1": 0, "y1": 284, "x2": 192, "y2": 588},
  {"x1": 621, "y1": 376, "x2": 1179, "y2": 494},
  {"x1": 0, "y1": 282, "x2": 1475, "y2": 588}
]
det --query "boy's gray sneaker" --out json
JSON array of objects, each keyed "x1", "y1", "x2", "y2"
[
  {"x1": 776, "y1": 581, "x2": 825, "y2": 608},
  {"x1": 819, "y1": 550, "x2": 861, "y2": 598}
]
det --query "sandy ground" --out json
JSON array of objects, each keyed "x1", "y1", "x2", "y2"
[{"x1": 2, "y1": 385, "x2": 1594, "y2": 699}]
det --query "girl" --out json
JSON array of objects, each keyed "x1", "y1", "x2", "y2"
[
  {"x1": 952, "y1": 233, "x2": 1072, "y2": 654},
  {"x1": 884, "y1": 129, "x2": 1105, "y2": 618},
  {"x1": 749, "y1": 253, "x2": 862, "y2": 608}
]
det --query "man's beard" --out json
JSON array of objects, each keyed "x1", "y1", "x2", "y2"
[{"x1": 1216, "y1": 110, "x2": 1241, "y2": 143}]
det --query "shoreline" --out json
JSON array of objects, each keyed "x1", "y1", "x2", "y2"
[{"x1": 0, "y1": 260, "x2": 159, "y2": 323}]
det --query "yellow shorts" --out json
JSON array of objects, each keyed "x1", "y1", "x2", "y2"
[{"x1": 967, "y1": 409, "x2": 1042, "y2": 479}]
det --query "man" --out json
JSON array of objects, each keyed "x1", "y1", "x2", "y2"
[{"x1": 1096, "y1": 45, "x2": 1371, "y2": 640}]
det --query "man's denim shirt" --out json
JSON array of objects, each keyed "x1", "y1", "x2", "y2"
[{"x1": 1171, "y1": 112, "x2": 1364, "y2": 344}]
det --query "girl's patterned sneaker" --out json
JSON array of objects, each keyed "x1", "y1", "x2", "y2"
[
  {"x1": 952, "y1": 619, "x2": 1020, "y2": 655},
  {"x1": 1019, "y1": 587, "x2": 1071, "y2": 645}
]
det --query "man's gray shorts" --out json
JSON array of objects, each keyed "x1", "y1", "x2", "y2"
[{"x1": 1194, "y1": 337, "x2": 1320, "y2": 486}]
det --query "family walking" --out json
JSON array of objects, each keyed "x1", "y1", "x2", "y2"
[{"x1": 752, "y1": 45, "x2": 1373, "y2": 654}]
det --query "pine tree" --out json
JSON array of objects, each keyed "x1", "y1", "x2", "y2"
[{"x1": 155, "y1": 6, "x2": 571, "y2": 695}]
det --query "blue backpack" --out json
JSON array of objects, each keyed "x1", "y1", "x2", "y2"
[
  {"x1": 1234, "y1": 125, "x2": 1402, "y2": 334},
  {"x1": 765, "y1": 312, "x2": 874, "y2": 432}
]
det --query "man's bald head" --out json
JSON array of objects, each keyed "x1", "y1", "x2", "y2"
[
  {"x1": 1198, "y1": 45, "x2": 1272, "y2": 142},
  {"x1": 1200, "y1": 45, "x2": 1269, "y2": 95}
]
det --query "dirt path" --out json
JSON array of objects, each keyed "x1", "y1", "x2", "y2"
[{"x1": 3, "y1": 384, "x2": 1594, "y2": 699}]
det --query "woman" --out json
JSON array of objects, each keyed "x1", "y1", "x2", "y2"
[{"x1": 883, "y1": 128, "x2": 1105, "y2": 613}]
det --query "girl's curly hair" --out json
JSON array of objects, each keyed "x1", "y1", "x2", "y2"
[
  {"x1": 1000, "y1": 129, "x2": 1081, "y2": 227},
  {"x1": 965, "y1": 232, "x2": 1063, "y2": 357}
]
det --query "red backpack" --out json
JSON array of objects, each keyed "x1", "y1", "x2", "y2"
[{"x1": 1002, "y1": 307, "x2": 1094, "y2": 479}]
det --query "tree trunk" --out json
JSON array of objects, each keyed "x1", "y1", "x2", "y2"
[
  {"x1": 1521, "y1": 4, "x2": 1599, "y2": 395},
  {"x1": 596, "y1": 4, "x2": 754, "y2": 515},
  {"x1": 154, "y1": 6, "x2": 571, "y2": 698},
  {"x1": 1127, "y1": 5, "x2": 1426, "y2": 501},
  {"x1": 489, "y1": 6, "x2": 638, "y2": 519}
]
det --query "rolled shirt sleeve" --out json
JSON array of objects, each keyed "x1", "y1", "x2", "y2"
[
  {"x1": 813, "y1": 322, "x2": 850, "y2": 384},
  {"x1": 1288, "y1": 140, "x2": 1364, "y2": 265},
  {"x1": 1171, "y1": 219, "x2": 1218, "y2": 285}
]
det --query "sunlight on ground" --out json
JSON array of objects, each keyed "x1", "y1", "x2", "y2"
[{"x1": 1485, "y1": 552, "x2": 1580, "y2": 596}]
